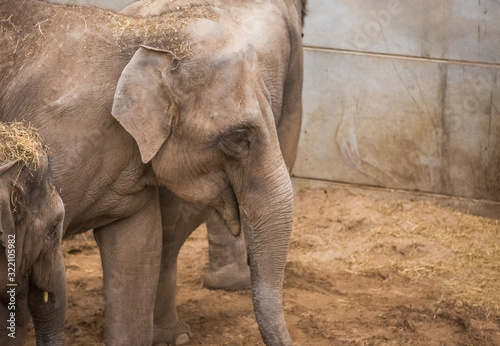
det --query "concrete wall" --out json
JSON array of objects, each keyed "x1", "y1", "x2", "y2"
[{"x1": 293, "y1": 0, "x2": 500, "y2": 202}]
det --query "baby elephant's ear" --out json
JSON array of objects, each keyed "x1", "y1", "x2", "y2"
[
  {"x1": 0, "y1": 160, "x2": 20, "y2": 249},
  {"x1": 112, "y1": 46, "x2": 181, "y2": 164}
]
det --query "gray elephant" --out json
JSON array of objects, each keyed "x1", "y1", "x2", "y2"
[
  {"x1": 123, "y1": 0, "x2": 306, "y2": 292},
  {"x1": 1, "y1": 1, "x2": 294, "y2": 345},
  {"x1": 121, "y1": 0, "x2": 305, "y2": 344},
  {"x1": 0, "y1": 123, "x2": 66, "y2": 345}
]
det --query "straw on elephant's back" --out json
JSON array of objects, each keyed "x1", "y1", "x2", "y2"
[{"x1": 0, "y1": 122, "x2": 47, "y2": 169}]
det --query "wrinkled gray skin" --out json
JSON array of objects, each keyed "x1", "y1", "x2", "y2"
[
  {"x1": 1, "y1": 0, "x2": 294, "y2": 345},
  {"x1": 122, "y1": 0, "x2": 305, "y2": 344},
  {"x1": 123, "y1": 0, "x2": 306, "y2": 293},
  {"x1": 0, "y1": 158, "x2": 66, "y2": 346}
]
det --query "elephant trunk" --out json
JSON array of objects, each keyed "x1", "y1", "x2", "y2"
[{"x1": 238, "y1": 159, "x2": 294, "y2": 345}]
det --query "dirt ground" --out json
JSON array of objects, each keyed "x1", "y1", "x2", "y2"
[{"x1": 26, "y1": 184, "x2": 500, "y2": 345}]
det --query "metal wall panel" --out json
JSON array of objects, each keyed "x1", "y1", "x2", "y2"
[
  {"x1": 293, "y1": 49, "x2": 500, "y2": 200},
  {"x1": 303, "y1": 0, "x2": 500, "y2": 64},
  {"x1": 293, "y1": 0, "x2": 500, "y2": 202}
]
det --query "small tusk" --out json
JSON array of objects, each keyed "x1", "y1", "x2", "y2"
[{"x1": 43, "y1": 291, "x2": 49, "y2": 303}]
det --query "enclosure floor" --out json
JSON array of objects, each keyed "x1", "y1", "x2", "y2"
[{"x1": 26, "y1": 185, "x2": 500, "y2": 345}]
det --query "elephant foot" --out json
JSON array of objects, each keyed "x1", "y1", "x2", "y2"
[
  {"x1": 202, "y1": 262, "x2": 251, "y2": 291},
  {"x1": 154, "y1": 320, "x2": 192, "y2": 346}
]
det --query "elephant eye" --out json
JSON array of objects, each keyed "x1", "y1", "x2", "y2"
[
  {"x1": 218, "y1": 128, "x2": 252, "y2": 159},
  {"x1": 44, "y1": 221, "x2": 60, "y2": 241},
  {"x1": 231, "y1": 129, "x2": 249, "y2": 143}
]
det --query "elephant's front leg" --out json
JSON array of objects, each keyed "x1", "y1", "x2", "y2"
[
  {"x1": 203, "y1": 211, "x2": 250, "y2": 290},
  {"x1": 94, "y1": 189, "x2": 162, "y2": 346},
  {"x1": 0, "y1": 283, "x2": 30, "y2": 345},
  {"x1": 154, "y1": 188, "x2": 209, "y2": 346}
]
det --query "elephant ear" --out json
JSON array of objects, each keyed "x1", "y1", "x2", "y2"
[
  {"x1": 0, "y1": 160, "x2": 20, "y2": 249},
  {"x1": 112, "y1": 46, "x2": 181, "y2": 164}
]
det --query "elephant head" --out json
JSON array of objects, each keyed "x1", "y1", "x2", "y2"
[
  {"x1": 0, "y1": 137, "x2": 66, "y2": 345},
  {"x1": 112, "y1": 17, "x2": 293, "y2": 345}
]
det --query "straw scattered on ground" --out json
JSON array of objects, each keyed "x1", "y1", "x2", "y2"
[
  {"x1": 26, "y1": 184, "x2": 500, "y2": 345},
  {"x1": 291, "y1": 186, "x2": 500, "y2": 314}
]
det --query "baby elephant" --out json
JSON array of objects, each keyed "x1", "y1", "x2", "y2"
[{"x1": 0, "y1": 123, "x2": 65, "y2": 345}]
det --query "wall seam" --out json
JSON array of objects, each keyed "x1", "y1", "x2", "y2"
[{"x1": 303, "y1": 46, "x2": 500, "y2": 68}]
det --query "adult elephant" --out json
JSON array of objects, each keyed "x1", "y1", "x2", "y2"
[
  {"x1": 123, "y1": 0, "x2": 306, "y2": 292},
  {"x1": 0, "y1": 1, "x2": 294, "y2": 345},
  {"x1": 121, "y1": 0, "x2": 306, "y2": 344}
]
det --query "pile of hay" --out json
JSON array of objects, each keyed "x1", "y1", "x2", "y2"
[{"x1": 0, "y1": 122, "x2": 46, "y2": 169}]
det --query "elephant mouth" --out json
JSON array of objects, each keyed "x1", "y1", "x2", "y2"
[{"x1": 215, "y1": 185, "x2": 241, "y2": 236}]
